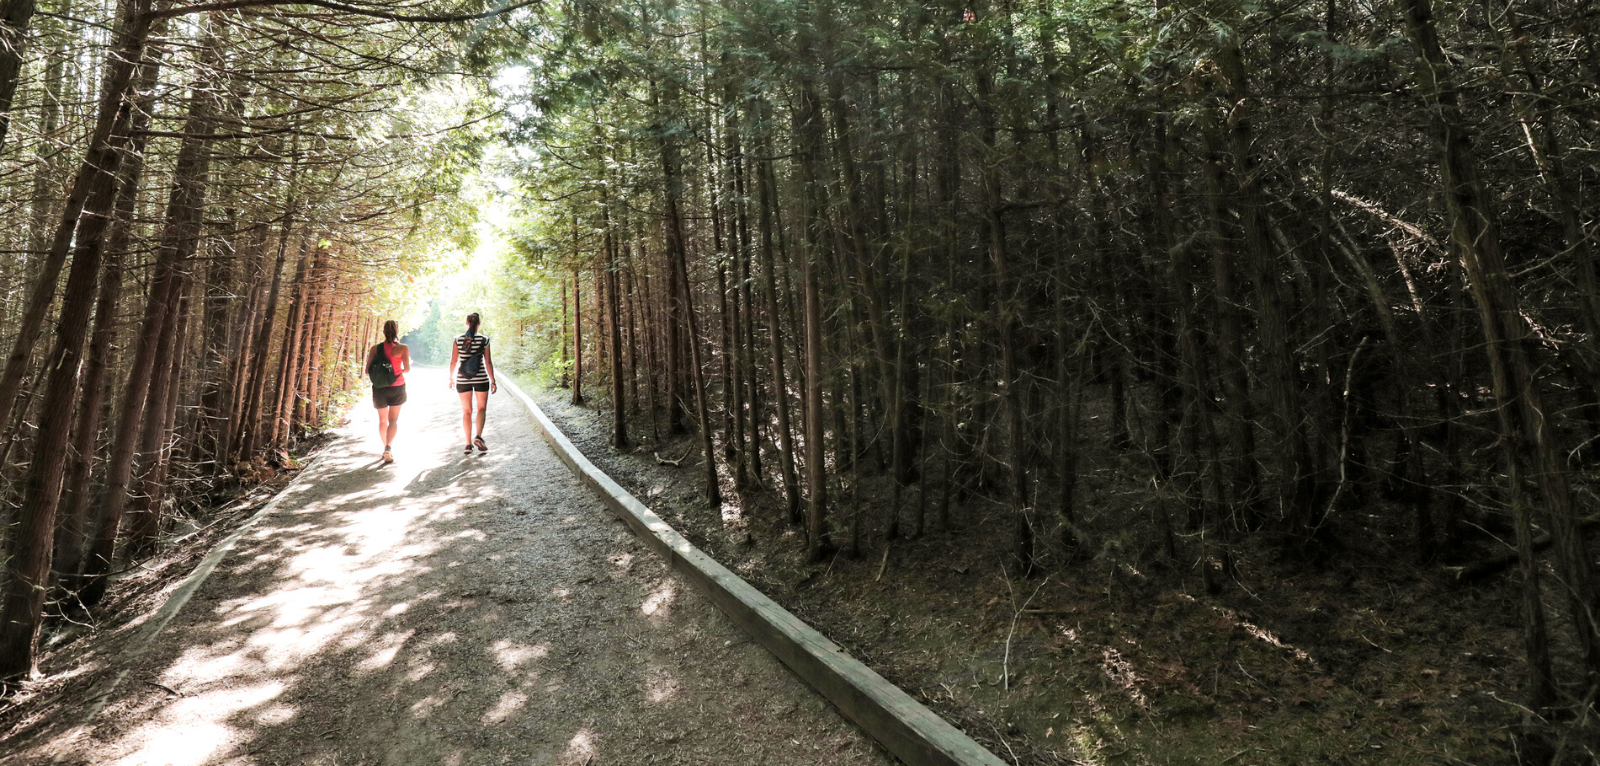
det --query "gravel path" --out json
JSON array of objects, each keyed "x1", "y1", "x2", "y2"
[{"x1": 18, "y1": 369, "x2": 893, "y2": 766}]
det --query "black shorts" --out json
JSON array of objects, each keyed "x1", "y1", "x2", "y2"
[
  {"x1": 372, "y1": 384, "x2": 407, "y2": 409},
  {"x1": 456, "y1": 381, "x2": 490, "y2": 393}
]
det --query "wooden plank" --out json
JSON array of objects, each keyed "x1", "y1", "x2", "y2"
[{"x1": 501, "y1": 376, "x2": 1008, "y2": 766}]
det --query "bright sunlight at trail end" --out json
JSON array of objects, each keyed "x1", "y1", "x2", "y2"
[{"x1": 0, "y1": 0, "x2": 1596, "y2": 762}]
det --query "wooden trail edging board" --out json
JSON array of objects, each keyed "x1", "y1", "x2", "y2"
[{"x1": 501, "y1": 376, "x2": 1008, "y2": 766}]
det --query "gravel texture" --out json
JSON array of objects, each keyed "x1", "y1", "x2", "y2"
[{"x1": 5, "y1": 368, "x2": 893, "y2": 766}]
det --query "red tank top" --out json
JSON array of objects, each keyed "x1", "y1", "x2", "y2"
[{"x1": 384, "y1": 342, "x2": 405, "y2": 386}]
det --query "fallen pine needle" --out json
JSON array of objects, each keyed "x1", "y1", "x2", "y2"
[{"x1": 141, "y1": 680, "x2": 181, "y2": 697}]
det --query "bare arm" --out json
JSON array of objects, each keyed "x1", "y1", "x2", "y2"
[
  {"x1": 447, "y1": 342, "x2": 459, "y2": 388},
  {"x1": 484, "y1": 345, "x2": 496, "y2": 392},
  {"x1": 398, "y1": 344, "x2": 412, "y2": 373}
]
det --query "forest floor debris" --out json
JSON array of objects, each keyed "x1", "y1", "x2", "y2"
[{"x1": 538, "y1": 389, "x2": 1599, "y2": 766}]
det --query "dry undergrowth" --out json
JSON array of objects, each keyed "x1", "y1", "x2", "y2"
[{"x1": 538, "y1": 392, "x2": 1599, "y2": 766}]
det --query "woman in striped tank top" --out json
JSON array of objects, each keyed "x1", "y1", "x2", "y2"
[{"x1": 448, "y1": 312, "x2": 497, "y2": 453}]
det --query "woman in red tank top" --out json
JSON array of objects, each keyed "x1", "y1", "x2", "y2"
[{"x1": 367, "y1": 320, "x2": 411, "y2": 464}]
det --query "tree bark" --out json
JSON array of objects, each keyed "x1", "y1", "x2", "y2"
[
  {"x1": 601, "y1": 182, "x2": 629, "y2": 448},
  {"x1": 560, "y1": 279, "x2": 570, "y2": 389},
  {"x1": 572, "y1": 266, "x2": 585, "y2": 406},
  {"x1": 0, "y1": 0, "x2": 165, "y2": 680},
  {"x1": 0, "y1": 0, "x2": 37, "y2": 151},
  {"x1": 757, "y1": 151, "x2": 801, "y2": 524},
  {"x1": 1215, "y1": 37, "x2": 1317, "y2": 537},
  {"x1": 0, "y1": 0, "x2": 160, "y2": 652},
  {"x1": 729, "y1": 100, "x2": 763, "y2": 489},
  {"x1": 795, "y1": 76, "x2": 830, "y2": 559},
  {"x1": 235, "y1": 168, "x2": 300, "y2": 463},
  {"x1": 52, "y1": 9, "x2": 208, "y2": 591},
  {"x1": 1201, "y1": 112, "x2": 1261, "y2": 524},
  {"x1": 1404, "y1": 0, "x2": 1577, "y2": 701},
  {"x1": 125, "y1": 279, "x2": 192, "y2": 559},
  {"x1": 669, "y1": 210, "x2": 720, "y2": 506},
  {"x1": 973, "y1": 13, "x2": 1032, "y2": 577},
  {"x1": 0, "y1": 0, "x2": 155, "y2": 455},
  {"x1": 269, "y1": 248, "x2": 312, "y2": 450}
]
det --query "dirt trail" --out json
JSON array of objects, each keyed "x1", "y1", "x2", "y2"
[{"x1": 9, "y1": 368, "x2": 893, "y2": 766}]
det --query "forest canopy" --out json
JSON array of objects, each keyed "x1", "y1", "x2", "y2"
[{"x1": 1, "y1": 0, "x2": 1597, "y2": 754}]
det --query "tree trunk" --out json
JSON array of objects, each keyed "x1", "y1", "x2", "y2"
[
  {"x1": 623, "y1": 245, "x2": 641, "y2": 425},
  {"x1": 572, "y1": 266, "x2": 585, "y2": 406},
  {"x1": 0, "y1": 0, "x2": 37, "y2": 151},
  {"x1": 758, "y1": 152, "x2": 801, "y2": 524},
  {"x1": 795, "y1": 77, "x2": 830, "y2": 559},
  {"x1": 601, "y1": 184, "x2": 629, "y2": 448},
  {"x1": 0, "y1": 0, "x2": 156, "y2": 456},
  {"x1": 23, "y1": 0, "x2": 73, "y2": 274},
  {"x1": 934, "y1": 67, "x2": 960, "y2": 533},
  {"x1": 297, "y1": 269, "x2": 332, "y2": 433},
  {"x1": 1502, "y1": 15, "x2": 1600, "y2": 459},
  {"x1": 223, "y1": 230, "x2": 270, "y2": 459},
  {"x1": 50, "y1": 215, "x2": 125, "y2": 601},
  {"x1": 2, "y1": 0, "x2": 161, "y2": 638},
  {"x1": 1215, "y1": 37, "x2": 1317, "y2": 537},
  {"x1": 235, "y1": 173, "x2": 300, "y2": 463},
  {"x1": 730, "y1": 103, "x2": 763, "y2": 489},
  {"x1": 560, "y1": 279, "x2": 570, "y2": 389},
  {"x1": 53, "y1": 8, "x2": 203, "y2": 587},
  {"x1": 196, "y1": 214, "x2": 239, "y2": 465},
  {"x1": 719, "y1": 264, "x2": 747, "y2": 486},
  {"x1": 270, "y1": 249, "x2": 313, "y2": 450},
  {"x1": 1201, "y1": 112, "x2": 1261, "y2": 525},
  {"x1": 0, "y1": 0, "x2": 165, "y2": 679},
  {"x1": 669, "y1": 211, "x2": 720, "y2": 506},
  {"x1": 661, "y1": 147, "x2": 686, "y2": 433},
  {"x1": 51, "y1": 18, "x2": 173, "y2": 592},
  {"x1": 1404, "y1": 0, "x2": 1577, "y2": 701},
  {"x1": 126, "y1": 280, "x2": 192, "y2": 559},
  {"x1": 974, "y1": 17, "x2": 1032, "y2": 577},
  {"x1": 825, "y1": 66, "x2": 900, "y2": 477}
]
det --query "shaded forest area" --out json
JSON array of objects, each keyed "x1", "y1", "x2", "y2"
[
  {"x1": 2, "y1": 0, "x2": 1597, "y2": 756},
  {"x1": 479, "y1": 0, "x2": 1600, "y2": 751},
  {"x1": 0, "y1": 0, "x2": 487, "y2": 687}
]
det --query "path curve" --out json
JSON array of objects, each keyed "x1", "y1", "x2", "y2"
[{"x1": 19, "y1": 367, "x2": 893, "y2": 766}]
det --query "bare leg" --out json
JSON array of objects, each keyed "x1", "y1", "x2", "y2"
[
  {"x1": 385, "y1": 404, "x2": 403, "y2": 448},
  {"x1": 474, "y1": 390, "x2": 489, "y2": 438},
  {"x1": 460, "y1": 390, "x2": 474, "y2": 445},
  {"x1": 376, "y1": 406, "x2": 391, "y2": 447}
]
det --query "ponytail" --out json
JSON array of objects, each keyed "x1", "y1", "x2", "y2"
[
  {"x1": 466, "y1": 312, "x2": 480, "y2": 337},
  {"x1": 371, "y1": 319, "x2": 398, "y2": 368}
]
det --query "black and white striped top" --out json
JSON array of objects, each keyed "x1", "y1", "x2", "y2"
[{"x1": 453, "y1": 332, "x2": 491, "y2": 385}]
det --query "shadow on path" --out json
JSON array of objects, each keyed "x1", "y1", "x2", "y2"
[{"x1": 7, "y1": 369, "x2": 891, "y2": 766}]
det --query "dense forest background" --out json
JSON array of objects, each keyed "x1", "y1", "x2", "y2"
[
  {"x1": 461, "y1": 0, "x2": 1600, "y2": 726},
  {"x1": 2, "y1": 0, "x2": 1598, "y2": 755}
]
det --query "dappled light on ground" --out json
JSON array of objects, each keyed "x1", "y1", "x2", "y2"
[
  {"x1": 641, "y1": 580, "x2": 676, "y2": 619},
  {"x1": 4, "y1": 372, "x2": 893, "y2": 766}
]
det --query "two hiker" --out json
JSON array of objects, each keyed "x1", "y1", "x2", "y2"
[{"x1": 365, "y1": 312, "x2": 498, "y2": 463}]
